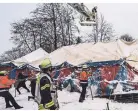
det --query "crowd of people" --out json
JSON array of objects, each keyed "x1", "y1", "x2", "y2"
[{"x1": 0, "y1": 58, "x2": 92, "y2": 110}]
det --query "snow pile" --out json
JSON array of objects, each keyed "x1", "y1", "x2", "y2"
[
  {"x1": 1, "y1": 81, "x2": 138, "y2": 110},
  {"x1": 62, "y1": 75, "x2": 81, "y2": 92},
  {"x1": 58, "y1": 90, "x2": 108, "y2": 110}
]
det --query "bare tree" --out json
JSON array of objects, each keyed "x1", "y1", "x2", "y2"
[
  {"x1": 120, "y1": 34, "x2": 135, "y2": 42},
  {"x1": 0, "y1": 47, "x2": 27, "y2": 62},
  {"x1": 0, "y1": 3, "x2": 80, "y2": 62},
  {"x1": 87, "y1": 14, "x2": 116, "y2": 43},
  {"x1": 11, "y1": 21, "x2": 33, "y2": 53},
  {"x1": 0, "y1": 4, "x2": 117, "y2": 62}
]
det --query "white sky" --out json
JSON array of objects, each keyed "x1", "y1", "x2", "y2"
[
  {"x1": 86, "y1": 3, "x2": 138, "y2": 38},
  {"x1": 0, "y1": 3, "x2": 37, "y2": 54},
  {"x1": 0, "y1": 3, "x2": 138, "y2": 54}
]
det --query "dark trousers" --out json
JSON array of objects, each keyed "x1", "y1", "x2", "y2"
[
  {"x1": 79, "y1": 83, "x2": 88, "y2": 101},
  {"x1": 28, "y1": 80, "x2": 36, "y2": 100},
  {"x1": 0, "y1": 91, "x2": 20, "y2": 108},
  {"x1": 16, "y1": 81, "x2": 30, "y2": 94},
  {"x1": 30, "y1": 80, "x2": 36, "y2": 97}
]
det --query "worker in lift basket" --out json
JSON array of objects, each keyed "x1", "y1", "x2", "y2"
[
  {"x1": 92, "y1": 6, "x2": 97, "y2": 21},
  {"x1": 35, "y1": 58, "x2": 59, "y2": 110}
]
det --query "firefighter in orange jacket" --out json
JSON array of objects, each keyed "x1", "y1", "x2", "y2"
[
  {"x1": 79, "y1": 65, "x2": 90, "y2": 102},
  {"x1": 0, "y1": 71, "x2": 23, "y2": 109}
]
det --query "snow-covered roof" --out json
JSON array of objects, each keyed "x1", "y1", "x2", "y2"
[
  {"x1": 7, "y1": 48, "x2": 49, "y2": 67},
  {"x1": 49, "y1": 39, "x2": 138, "y2": 68},
  {"x1": 4, "y1": 39, "x2": 138, "y2": 69}
]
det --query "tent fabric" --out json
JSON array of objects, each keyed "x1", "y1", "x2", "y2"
[
  {"x1": 0, "y1": 62, "x2": 16, "y2": 68},
  {"x1": 89, "y1": 60, "x2": 138, "y2": 96},
  {"x1": 9, "y1": 68, "x2": 17, "y2": 79},
  {"x1": 90, "y1": 65, "x2": 125, "y2": 96},
  {"x1": 48, "y1": 39, "x2": 138, "y2": 96},
  {"x1": 2, "y1": 48, "x2": 49, "y2": 68},
  {"x1": 1, "y1": 48, "x2": 48, "y2": 79},
  {"x1": 49, "y1": 39, "x2": 138, "y2": 70},
  {"x1": 9, "y1": 64, "x2": 39, "y2": 79},
  {"x1": 15, "y1": 48, "x2": 49, "y2": 64},
  {"x1": 3, "y1": 39, "x2": 138, "y2": 69},
  {"x1": 86, "y1": 60, "x2": 123, "y2": 67}
]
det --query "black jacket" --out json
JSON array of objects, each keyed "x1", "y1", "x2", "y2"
[{"x1": 40, "y1": 74, "x2": 53, "y2": 104}]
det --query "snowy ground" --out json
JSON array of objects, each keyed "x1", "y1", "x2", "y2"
[{"x1": 1, "y1": 81, "x2": 138, "y2": 110}]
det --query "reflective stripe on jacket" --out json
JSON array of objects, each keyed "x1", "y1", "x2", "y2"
[
  {"x1": 79, "y1": 71, "x2": 92, "y2": 84},
  {"x1": 35, "y1": 73, "x2": 58, "y2": 110}
]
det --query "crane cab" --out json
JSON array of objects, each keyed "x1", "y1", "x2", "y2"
[{"x1": 79, "y1": 6, "x2": 97, "y2": 26}]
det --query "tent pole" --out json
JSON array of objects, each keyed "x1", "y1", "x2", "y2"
[
  {"x1": 15, "y1": 87, "x2": 16, "y2": 97},
  {"x1": 89, "y1": 76, "x2": 94, "y2": 100},
  {"x1": 89, "y1": 84, "x2": 93, "y2": 100},
  {"x1": 106, "y1": 88, "x2": 114, "y2": 110},
  {"x1": 106, "y1": 102, "x2": 109, "y2": 110}
]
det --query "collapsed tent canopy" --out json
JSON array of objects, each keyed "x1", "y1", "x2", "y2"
[
  {"x1": 1, "y1": 48, "x2": 49, "y2": 68},
  {"x1": 49, "y1": 39, "x2": 138, "y2": 69},
  {"x1": 2, "y1": 39, "x2": 138, "y2": 69}
]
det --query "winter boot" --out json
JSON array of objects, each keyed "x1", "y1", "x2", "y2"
[
  {"x1": 82, "y1": 96, "x2": 86, "y2": 100},
  {"x1": 79, "y1": 99, "x2": 83, "y2": 103},
  {"x1": 79, "y1": 97, "x2": 83, "y2": 103},
  {"x1": 15, "y1": 106, "x2": 23, "y2": 109},
  {"x1": 6, "y1": 104, "x2": 13, "y2": 108}
]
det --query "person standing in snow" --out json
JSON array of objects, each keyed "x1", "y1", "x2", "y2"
[
  {"x1": 0, "y1": 71, "x2": 23, "y2": 109},
  {"x1": 15, "y1": 72, "x2": 30, "y2": 95},
  {"x1": 28, "y1": 70, "x2": 36, "y2": 101},
  {"x1": 79, "y1": 65, "x2": 90, "y2": 102},
  {"x1": 35, "y1": 58, "x2": 59, "y2": 110}
]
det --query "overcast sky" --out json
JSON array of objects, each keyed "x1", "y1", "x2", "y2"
[
  {"x1": 0, "y1": 3, "x2": 37, "y2": 54},
  {"x1": 0, "y1": 3, "x2": 138, "y2": 54}
]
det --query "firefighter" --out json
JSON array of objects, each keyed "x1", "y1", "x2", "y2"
[
  {"x1": 79, "y1": 64, "x2": 89, "y2": 102},
  {"x1": 0, "y1": 71, "x2": 23, "y2": 109},
  {"x1": 35, "y1": 58, "x2": 59, "y2": 110}
]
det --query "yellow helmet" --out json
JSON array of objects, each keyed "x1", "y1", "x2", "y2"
[
  {"x1": 82, "y1": 64, "x2": 88, "y2": 69},
  {"x1": 39, "y1": 58, "x2": 52, "y2": 69},
  {"x1": 0, "y1": 71, "x2": 8, "y2": 75}
]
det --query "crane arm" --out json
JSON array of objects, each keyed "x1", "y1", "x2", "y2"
[
  {"x1": 68, "y1": 3, "x2": 91, "y2": 18},
  {"x1": 68, "y1": 3, "x2": 97, "y2": 26}
]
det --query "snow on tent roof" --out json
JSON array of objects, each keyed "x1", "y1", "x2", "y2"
[
  {"x1": 49, "y1": 39, "x2": 138, "y2": 68},
  {"x1": 9, "y1": 48, "x2": 49, "y2": 67},
  {"x1": 49, "y1": 43, "x2": 94, "y2": 66},
  {"x1": 3, "y1": 39, "x2": 138, "y2": 69}
]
